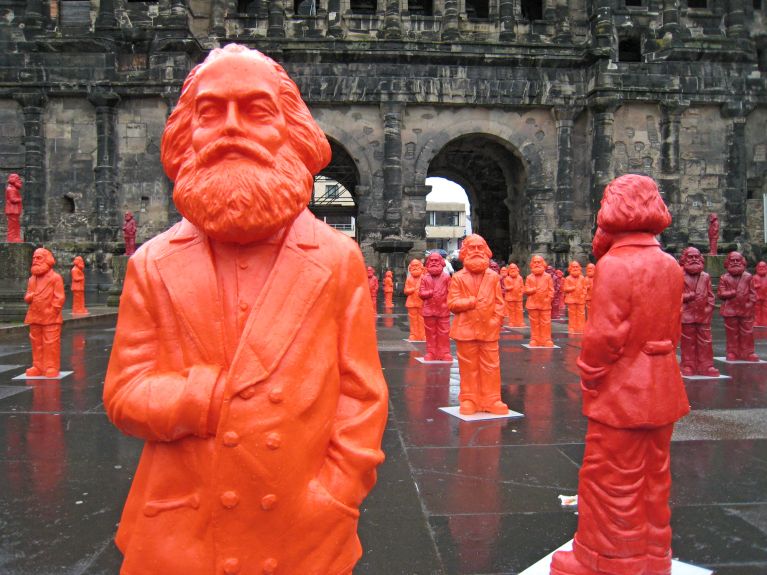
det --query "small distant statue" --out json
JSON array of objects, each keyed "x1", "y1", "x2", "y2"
[
  {"x1": 123, "y1": 211, "x2": 137, "y2": 256},
  {"x1": 563, "y1": 261, "x2": 586, "y2": 334},
  {"x1": 679, "y1": 247, "x2": 719, "y2": 376},
  {"x1": 754, "y1": 261, "x2": 767, "y2": 327},
  {"x1": 547, "y1": 266, "x2": 563, "y2": 320},
  {"x1": 717, "y1": 251, "x2": 758, "y2": 361},
  {"x1": 403, "y1": 259, "x2": 426, "y2": 341},
  {"x1": 5, "y1": 173, "x2": 23, "y2": 243},
  {"x1": 488, "y1": 259, "x2": 500, "y2": 274},
  {"x1": 24, "y1": 248, "x2": 64, "y2": 378},
  {"x1": 584, "y1": 263, "x2": 596, "y2": 318},
  {"x1": 502, "y1": 263, "x2": 525, "y2": 327},
  {"x1": 707, "y1": 213, "x2": 719, "y2": 256},
  {"x1": 525, "y1": 256, "x2": 554, "y2": 347},
  {"x1": 383, "y1": 269, "x2": 394, "y2": 308},
  {"x1": 71, "y1": 256, "x2": 89, "y2": 316},
  {"x1": 367, "y1": 266, "x2": 379, "y2": 311},
  {"x1": 419, "y1": 251, "x2": 452, "y2": 361},
  {"x1": 448, "y1": 234, "x2": 508, "y2": 415}
]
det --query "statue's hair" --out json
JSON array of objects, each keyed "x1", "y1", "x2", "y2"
[
  {"x1": 161, "y1": 44, "x2": 331, "y2": 181},
  {"x1": 597, "y1": 174, "x2": 671, "y2": 235},
  {"x1": 459, "y1": 234, "x2": 492, "y2": 261},
  {"x1": 679, "y1": 246, "x2": 701, "y2": 266},
  {"x1": 34, "y1": 247, "x2": 55, "y2": 267}
]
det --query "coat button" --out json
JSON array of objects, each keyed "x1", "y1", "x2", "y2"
[
  {"x1": 239, "y1": 386, "x2": 256, "y2": 399},
  {"x1": 265, "y1": 432, "x2": 281, "y2": 450},
  {"x1": 220, "y1": 491, "x2": 239, "y2": 509},
  {"x1": 223, "y1": 558, "x2": 240, "y2": 574},
  {"x1": 239, "y1": 301, "x2": 248, "y2": 311},
  {"x1": 263, "y1": 558, "x2": 278, "y2": 574},
  {"x1": 261, "y1": 493, "x2": 278, "y2": 510},
  {"x1": 223, "y1": 431, "x2": 240, "y2": 447},
  {"x1": 268, "y1": 388, "x2": 283, "y2": 404}
]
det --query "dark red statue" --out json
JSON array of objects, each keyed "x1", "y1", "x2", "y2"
[
  {"x1": 547, "y1": 265, "x2": 562, "y2": 320},
  {"x1": 404, "y1": 259, "x2": 426, "y2": 340},
  {"x1": 5, "y1": 173, "x2": 23, "y2": 243},
  {"x1": 525, "y1": 256, "x2": 554, "y2": 347},
  {"x1": 754, "y1": 261, "x2": 767, "y2": 327},
  {"x1": 551, "y1": 174, "x2": 689, "y2": 575},
  {"x1": 563, "y1": 261, "x2": 586, "y2": 334},
  {"x1": 717, "y1": 251, "x2": 759, "y2": 361},
  {"x1": 103, "y1": 45, "x2": 388, "y2": 575},
  {"x1": 383, "y1": 269, "x2": 394, "y2": 308},
  {"x1": 70, "y1": 256, "x2": 89, "y2": 316},
  {"x1": 448, "y1": 234, "x2": 508, "y2": 415},
  {"x1": 123, "y1": 211, "x2": 137, "y2": 256},
  {"x1": 419, "y1": 251, "x2": 452, "y2": 361},
  {"x1": 502, "y1": 263, "x2": 525, "y2": 327},
  {"x1": 679, "y1": 247, "x2": 719, "y2": 377},
  {"x1": 24, "y1": 248, "x2": 65, "y2": 378},
  {"x1": 367, "y1": 266, "x2": 379, "y2": 311},
  {"x1": 707, "y1": 213, "x2": 719, "y2": 256}
]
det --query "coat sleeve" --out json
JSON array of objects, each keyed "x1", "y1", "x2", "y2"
[
  {"x1": 576, "y1": 256, "x2": 631, "y2": 386},
  {"x1": 447, "y1": 274, "x2": 476, "y2": 313},
  {"x1": 52, "y1": 275, "x2": 65, "y2": 312},
  {"x1": 103, "y1": 253, "x2": 223, "y2": 442},
  {"x1": 319, "y1": 246, "x2": 388, "y2": 509}
]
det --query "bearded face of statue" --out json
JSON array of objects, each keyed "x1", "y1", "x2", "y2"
[
  {"x1": 757, "y1": 261, "x2": 767, "y2": 277},
  {"x1": 586, "y1": 263, "x2": 595, "y2": 278},
  {"x1": 530, "y1": 256, "x2": 546, "y2": 276},
  {"x1": 568, "y1": 262, "x2": 582, "y2": 277},
  {"x1": 508, "y1": 264, "x2": 519, "y2": 278},
  {"x1": 725, "y1": 253, "x2": 746, "y2": 276},
  {"x1": 408, "y1": 260, "x2": 423, "y2": 277},
  {"x1": 425, "y1": 254, "x2": 445, "y2": 277},
  {"x1": 682, "y1": 248, "x2": 704, "y2": 276},
  {"x1": 31, "y1": 249, "x2": 53, "y2": 277}
]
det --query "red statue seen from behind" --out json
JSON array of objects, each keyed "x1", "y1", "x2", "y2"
[
  {"x1": 753, "y1": 261, "x2": 767, "y2": 327},
  {"x1": 25, "y1": 248, "x2": 64, "y2": 378},
  {"x1": 103, "y1": 45, "x2": 388, "y2": 575},
  {"x1": 717, "y1": 251, "x2": 758, "y2": 361},
  {"x1": 5, "y1": 173, "x2": 22, "y2": 243},
  {"x1": 551, "y1": 174, "x2": 689, "y2": 575},
  {"x1": 383, "y1": 269, "x2": 394, "y2": 308},
  {"x1": 563, "y1": 261, "x2": 586, "y2": 334},
  {"x1": 525, "y1": 255, "x2": 554, "y2": 347},
  {"x1": 679, "y1": 247, "x2": 718, "y2": 377},
  {"x1": 448, "y1": 234, "x2": 508, "y2": 415},
  {"x1": 123, "y1": 211, "x2": 137, "y2": 256},
  {"x1": 70, "y1": 256, "x2": 89, "y2": 316},
  {"x1": 419, "y1": 251, "x2": 452, "y2": 361},
  {"x1": 503, "y1": 263, "x2": 525, "y2": 327},
  {"x1": 404, "y1": 259, "x2": 426, "y2": 341}
]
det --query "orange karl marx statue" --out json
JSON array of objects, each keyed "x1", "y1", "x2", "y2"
[
  {"x1": 5, "y1": 172, "x2": 23, "y2": 242},
  {"x1": 755, "y1": 261, "x2": 767, "y2": 327},
  {"x1": 383, "y1": 269, "x2": 394, "y2": 308},
  {"x1": 584, "y1": 263, "x2": 595, "y2": 318},
  {"x1": 367, "y1": 266, "x2": 379, "y2": 311},
  {"x1": 103, "y1": 45, "x2": 388, "y2": 575},
  {"x1": 70, "y1": 256, "x2": 89, "y2": 316},
  {"x1": 448, "y1": 234, "x2": 509, "y2": 415},
  {"x1": 502, "y1": 263, "x2": 525, "y2": 327},
  {"x1": 563, "y1": 261, "x2": 587, "y2": 334},
  {"x1": 551, "y1": 174, "x2": 689, "y2": 575},
  {"x1": 25, "y1": 248, "x2": 65, "y2": 378},
  {"x1": 524, "y1": 255, "x2": 555, "y2": 347},
  {"x1": 404, "y1": 259, "x2": 426, "y2": 341}
]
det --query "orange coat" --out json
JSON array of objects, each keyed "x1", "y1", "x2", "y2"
[
  {"x1": 447, "y1": 268, "x2": 505, "y2": 341},
  {"x1": 383, "y1": 276, "x2": 393, "y2": 294},
  {"x1": 501, "y1": 274, "x2": 524, "y2": 302},
  {"x1": 524, "y1": 272, "x2": 554, "y2": 310},
  {"x1": 403, "y1": 274, "x2": 423, "y2": 309},
  {"x1": 71, "y1": 266, "x2": 85, "y2": 292},
  {"x1": 104, "y1": 210, "x2": 388, "y2": 575},
  {"x1": 563, "y1": 275, "x2": 587, "y2": 305},
  {"x1": 24, "y1": 270, "x2": 64, "y2": 325}
]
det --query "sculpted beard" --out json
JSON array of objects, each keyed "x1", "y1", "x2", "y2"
[
  {"x1": 464, "y1": 255, "x2": 489, "y2": 274},
  {"x1": 173, "y1": 138, "x2": 313, "y2": 244}
]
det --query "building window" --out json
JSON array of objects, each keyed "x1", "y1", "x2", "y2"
[
  {"x1": 237, "y1": 0, "x2": 260, "y2": 14},
  {"x1": 427, "y1": 211, "x2": 461, "y2": 226},
  {"x1": 295, "y1": 0, "x2": 316, "y2": 15},
  {"x1": 618, "y1": 36, "x2": 642, "y2": 62},
  {"x1": 521, "y1": 0, "x2": 543, "y2": 20},
  {"x1": 687, "y1": 0, "x2": 707, "y2": 8},
  {"x1": 755, "y1": 0, "x2": 762, "y2": 10},
  {"x1": 61, "y1": 196, "x2": 75, "y2": 214},
  {"x1": 625, "y1": 0, "x2": 642, "y2": 6},
  {"x1": 350, "y1": 0, "x2": 377, "y2": 13},
  {"x1": 407, "y1": 0, "x2": 433, "y2": 16},
  {"x1": 466, "y1": 0, "x2": 488, "y2": 19}
]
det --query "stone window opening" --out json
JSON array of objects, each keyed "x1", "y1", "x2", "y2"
[
  {"x1": 407, "y1": 0, "x2": 433, "y2": 16},
  {"x1": 755, "y1": 0, "x2": 762, "y2": 10},
  {"x1": 61, "y1": 195, "x2": 75, "y2": 214},
  {"x1": 624, "y1": 0, "x2": 643, "y2": 6},
  {"x1": 520, "y1": 0, "x2": 543, "y2": 20},
  {"x1": 350, "y1": 0, "x2": 377, "y2": 14},
  {"x1": 687, "y1": 0, "x2": 707, "y2": 9},
  {"x1": 466, "y1": 0, "x2": 489, "y2": 20},
  {"x1": 140, "y1": 196, "x2": 149, "y2": 213},
  {"x1": 237, "y1": 0, "x2": 261, "y2": 14},
  {"x1": 618, "y1": 35, "x2": 642, "y2": 62},
  {"x1": 294, "y1": 0, "x2": 317, "y2": 15}
]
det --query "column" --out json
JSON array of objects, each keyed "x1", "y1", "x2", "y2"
[
  {"x1": 590, "y1": 100, "x2": 618, "y2": 216},
  {"x1": 171, "y1": 0, "x2": 187, "y2": 16},
  {"x1": 328, "y1": 0, "x2": 343, "y2": 37},
  {"x1": 659, "y1": 0, "x2": 681, "y2": 43},
  {"x1": 268, "y1": 0, "x2": 286, "y2": 37},
  {"x1": 499, "y1": 0, "x2": 516, "y2": 42},
  {"x1": 88, "y1": 89, "x2": 121, "y2": 241},
  {"x1": 95, "y1": 0, "x2": 118, "y2": 30},
  {"x1": 13, "y1": 92, "x2": 47, "y2": 242},
  {"x1": 553, "y1": 0, "x2": 571, "y2": 42},
  {"x1": 591, "y1": 0, "x2": 613, "y2": 56},
  {"x1": 24, "y1": 0, "x2": 43, "y2": 30},
  {"x1": 441, "y1": 0, "x2": 459, "y2": 41},
  {"x1": 382, "y1": 101, "x2": 403, "y2": 237},
  {"x1": 210, "y1": 0, "x2": 227, "y2": 36},
  {"x1": 383, "y1": 0, "x2": 402, "y2": 39},
  {"x1": 163, "y1": 91, "x2": 182, "y2": 225},
  {"x1": 721, "y1": 103, "x2": 751, "y2": 242},
  {"x1": 726, "y1": 0, "x2": 747, "y2": 41},
  {"x1": 552, "y1": 106, "x2": 583, "y2": 230},
  {"x1": 659, "y1": 101, "x2": 688, "y2": 246}
]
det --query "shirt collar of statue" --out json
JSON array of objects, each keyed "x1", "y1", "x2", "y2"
[{"x1": 609, "y1": 232, "x2": 660, "y2": 250}]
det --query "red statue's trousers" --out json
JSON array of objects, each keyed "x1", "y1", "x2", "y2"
[
  {"x1": 756, "y1": 300, "x2": 767, "y2": 327},
  {"x1": 384, "y1": 293, "x2": 393, "y2": 307},
  {"x1": 506, "y1": 301, "x2": 525, "y2": 327},
  {"x1": 424, "y1": 315, "x2": 451, "y2": 360},
  {"x1": 370, "y1": 296, "x2": 377, "y2": 312},
  {"x1": 6, "y1": 214, "x2": 21, "y2": 242},
  {"x1": 528, "y1": 309, "x2": 553, "y2": 347},
  {"x1": 680, "y1": 323, "x2": 715, "y2": 374},
  {"x1": 574, "y1": 420, "x2": 674, "y2": 575},
  {"x1": 724, "y1": 316, "x2": 755, "y2": 359},
  {"x1": 28, "y1": 324, "x2": 61, "y2": 375},
  {"x1": 72, "y1": 290, "x2": 88, "y2": 315},
  {"x1": 455, "y1": 340, "x2": 501, "y2": 409},
  {"x1": 407, "y1": 308, "x2": 425, "y2": 341},
  {"x1": 567, "y1": 303, "x2": 585, "y2": 333}
]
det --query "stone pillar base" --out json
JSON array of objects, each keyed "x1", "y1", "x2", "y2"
[
  {"x1": 0, "y1": 243, "x2": 35, "y2": 322},
  {"x1": 107, "y1": 255, "x2": 129, "y2": 307}
]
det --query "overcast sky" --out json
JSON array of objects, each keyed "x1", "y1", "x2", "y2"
[{"x1": 425, "y1": 177, "x2": 470, "y2": 216}]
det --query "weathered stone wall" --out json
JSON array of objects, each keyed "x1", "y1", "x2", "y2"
[
  {"x1": 746, "y1": 107, "x2": 767, "y2": 257},
  {"x1": 612, "y1": 104, "x2": 661, "y2": 181},
  {"x1": 0, "y1": 99, "x2": 24, "y2": 240}
]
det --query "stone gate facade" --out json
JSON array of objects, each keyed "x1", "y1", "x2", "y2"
[{"x1": 0, "y1": 0, "x2": 765, "y2": 272}]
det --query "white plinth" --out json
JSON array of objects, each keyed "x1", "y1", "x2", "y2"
[
  {"x1": 415, "y1": 357, "x2": 456, "y2": 364},
  {"x1": 522, "y1": 344, "x2": 561, "y2": 350},
  {"x1": 438, "y1": 406, "x2": 524, "y2": 422},
  {"x1": 403, "y1": 339, "x2": 426, "y2": 343},
  {"x1": 682, "y1": 374, "x2": 731, "y2": 380},
  {"x1": 714, "y1": 356, "x2": 767, "y2": 364},
  {"x1": 13, "y1": 371, "x2": 73, "y2": 381}
]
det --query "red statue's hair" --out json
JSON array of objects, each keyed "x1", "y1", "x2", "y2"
[{"x1": 597, "y1": 174, "x2": 671, "y2": 235}]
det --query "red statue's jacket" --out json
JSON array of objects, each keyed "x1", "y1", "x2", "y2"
[
  {"x1": 448, "y1": 268, "x2": 505, "y2": 342},
  {"x1": 420, "y1": 272, "x2": 450, "y2": 317},
  {"x1": 404, "y1": 275, "x2": 423, "y2": 309},
  {"x1": 24, "y1": 271, "x2": 65, "y2": 325},
  {"x1": 718, "y1": 272, "x2": 756, "y2": 318},
  {"x1": 104, "y1": 210, "x2": 388, "y2": 575},
  {"x1": 682, "y1": 272, "x2": 714, "y2": 325},
  {"x1": 577, "y1": 234, "x2": 689, "y2": 429},
  {"x1": 524, "y1": 272, "x2": 553, "y2": 310}
]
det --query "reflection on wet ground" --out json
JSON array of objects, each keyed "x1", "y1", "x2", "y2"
[{"x1": 0, "y1": 300, "x2": 766, "y2": 574}]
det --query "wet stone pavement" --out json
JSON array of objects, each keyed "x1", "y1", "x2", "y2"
[{"x1": 1, "y1": 300, "x2": 767, "y2": 574}]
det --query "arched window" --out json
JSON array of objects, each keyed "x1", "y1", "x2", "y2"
[
  {"x1": 466, "y1": 0, "x2": 488, "y2": 19},
  {"x1": 61, "y1": 196, "x2": 75, "y2": 214},
  {"x1": 407, "y1": 0, "x2": 433, "y2": 16},
  {"x1": 520, "y1": 0, "x2": 542, "y2": 20},
  {"x1": 350, "y1": 0, "x2": 377, "y2": 13}
]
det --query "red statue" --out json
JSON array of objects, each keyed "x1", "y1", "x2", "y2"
[
  {"x1": 367, "y1": 266, "x2": 379, "y2": 311},
  {"x1": 489, "y1": 259, "x2": 500, "y2": 274},
  {"x1": 502, "y1": 263, "x2": 525, "y2": 327},
  {"x1": 584, "y1": 263, "x2": 595, "y2": 319},
  {"x1": 448, "y1": 234, "x2": 508, "y2": 415},
  {"x1": 563, "y1": 261, "x2": 586, "y2": 334},
  {"x1": 754, "y1": 261, "x2": 767, "y2": 327},
  {"x1": 707, "y1": 213, "x2": 719, "y2": 256},
  {"x1": 24, "y1": 248, "x2": 64, "y2": 378},
  {"x1": 547, "y1": 266, "x2": 562, "y2": 320},
  {"x1": 551, "y1": 174, "x2": 689, "y2": 575},
  {"x1": 103, "y1": 45, "x2": 388, "y2": 575},
  {"x1": 123, "y1": 211, "x2": 137, "y2": 256},
  {"x1": 419, "y1": 251, "x2": 452, "y2": 361},
  {"x1": 499, "y1": 266, "x2": 508, "y2": 322},
  {"x1": 404, "y1": 259, "x2": 426, "y2": 341},
  {"x1": 70, "y1": 256, "x2": 89, "y2": 316},
  {"x1": 556, "y1": 269, "x2": 565, "y2": 316},
  {"x1": 5, "y1": 173, "x2": 23, "y2": 243},
  {"x1": 383, "y1": 269, "x2": 394, "y2": 308},
  {"x1": 525, "y1": 256, "x2": 554, "y2": 347},
  {"x1": 679, "y1": 247, "x2": 719, "y2": 377},
  {"x1": 717, "y1": 251, "x2": 759, "y2": 361}
]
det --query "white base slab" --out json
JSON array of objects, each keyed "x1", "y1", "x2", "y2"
[
  {"x1": 522, "y1": 344, "x2": 561, "y2": 349},
  {"x1": 13, "y1": 371, "x2": 73, "y2": 381},
  {"x1": 403, "y1": 339, "x2": 426, "y2": 343},
  {"x1": 415, "y1": 357, "x2": 456, "y2": 364},
  {"x1": 682, "y1": 373, "x2": 731, "y2": 380},
  {"x1": 519, "y1": 539, "x2": 712, "y2": 575},
  {"x1": 714, "y1": 356, "x2": 767, "y2": 364},
  {"x1": 438, "y1": 406, "x2": 524, "y2": 422},
  {"x1": 504, "y1": 325, "x2": 529, "y2": 330}
]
